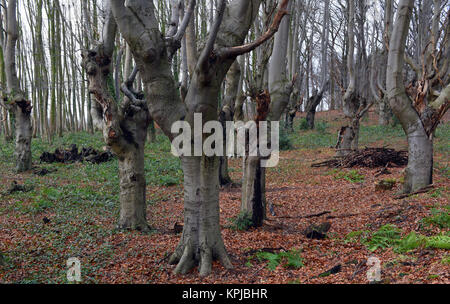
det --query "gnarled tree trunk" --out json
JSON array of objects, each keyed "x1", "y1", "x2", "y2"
[
  {"x1": 83, "y1": 4, "x2": 151, "y2": 231},
  {"x1": 386, "y1": 0, "x2": 448, "y2": 193},
  {"x1": 1, "y1": 0, "x2": 32, "y2": 173}
]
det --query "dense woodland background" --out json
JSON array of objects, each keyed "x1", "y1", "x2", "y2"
[{"x1": 0, "y1": 0, "x2": 448, "y2": 283}]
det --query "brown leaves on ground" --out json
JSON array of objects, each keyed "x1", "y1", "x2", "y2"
[{"x1": 0, "y1": 112, "x2": 448, "y2": 284}]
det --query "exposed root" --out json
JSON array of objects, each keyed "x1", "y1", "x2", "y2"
[{"x1": 170, "y1": 237, "x2": 233, "y2": 277}]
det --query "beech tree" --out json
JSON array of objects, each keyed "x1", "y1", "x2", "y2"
[
  {"x1": 387, "y1": 0, "x2": 449, "y2": 193},
  {"x1": 82, "y1": 2, "x2": 152, "y2": 231},
  {"x1": 0, "y1": 0, "x2": 32, "y2": 173},
  {"x1": 335, "y1": 0, "x2": 373, "y2": 156},
  {"x1": 237, "y1": 0, "x2": 295, "y2": 227},
  {"x1": 84, "y1": 0, "x2": 291, "y2": 276}
]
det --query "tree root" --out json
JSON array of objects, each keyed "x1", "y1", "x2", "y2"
[{"x1": 169, "y1": 238, "x2": 233, "y2": 277}]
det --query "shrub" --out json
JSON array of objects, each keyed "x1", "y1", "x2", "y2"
[
  {"x1": 229, "y1": 212, "x2": 253, "y2": 231},
  {"x1": 298, "y1": 118, "x2": 309, "y2": 130},
  {"x1": 279, "y1": 129, "x2": 293, "y2": 151},
  {"x1": 334, "y1": 170, "x2": 365, "y2": 183}
]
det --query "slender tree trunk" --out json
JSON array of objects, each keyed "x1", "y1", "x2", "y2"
[
  {"x1": 219, "y1": 60, "x2": 240, "y2": 186},
  {"x1": 240, "y1": 1, "x2": 292, "y2": 227},
  {"x1": 241, "y1": 155, "x2": 266, "y2": 226}
]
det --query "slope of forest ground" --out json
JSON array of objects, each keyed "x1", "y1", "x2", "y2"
[{"x1": 0, "y1": 111, "x2": 448, "y2": 284}]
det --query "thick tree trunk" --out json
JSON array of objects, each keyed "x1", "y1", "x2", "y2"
[
  {"x1": 336, "y1": 116, "x2": 360, "y2": 157},
  {"x1": 169, "y1": 156, "x2": 232, "y2": 276},
  {"x1": 404, "y1": 128, "x2": 433, "y2": 193},
  {"x1": 83, "y1": 4, "x2": 151, "y2": 231},
  {"x1": 117, "y1": 143, "x2": 150, "y2": 231},
  {"x1": 306, "y1": 110, "x2": 316, "y2": 130}
]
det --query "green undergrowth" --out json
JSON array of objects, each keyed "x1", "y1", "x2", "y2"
[
  {"x1": 247, "y1": 249, "x2": 304, "y2": 271},
  {"x1": 332, "y1": 169, "x2": 365, "y2": 183},
  {"x1": 228, "y1": 211, "x2": 253, "y2": 231},
  {"x1": 345, "y1": 224, "x2": 450, "y2": 253}
]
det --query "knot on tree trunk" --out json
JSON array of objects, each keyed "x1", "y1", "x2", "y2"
[{"x1": 15, "y1": 99, "x2": 32, "y2": 115}]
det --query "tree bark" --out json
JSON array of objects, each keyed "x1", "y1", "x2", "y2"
[
  {"x1": 387, "y1": 0, "x2": 435, "y2": 193},
  {"x1": 111, "y1": 0, "x2": 288, "y2": 276},
  {"x1": 83, "y1": 3, "x2": 151, "y2": 231},
  {"x1": 241, "y1": 155, "x2": 266, "y2": 226},
  {"x1": 2, "y1": 0, "x2": 32, "y2": 172},
  {"x1": 240, "y1": 1, "x2": 292, "y2": 227}
]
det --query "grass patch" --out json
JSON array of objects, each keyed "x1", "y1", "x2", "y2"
[
  {"x1": 334, "y1": 170, "x2": 365, "y2": 183},
  {"x1": 421, "y1": 206, "x2": 450, "y2": 229}
]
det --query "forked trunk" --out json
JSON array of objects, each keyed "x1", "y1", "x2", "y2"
[
  {"x1": 241, "y1": 155, "x2": 266, "y2": 227},
  {"x1": 169, "y1": 156, "x2": 232, "y2": 277}
]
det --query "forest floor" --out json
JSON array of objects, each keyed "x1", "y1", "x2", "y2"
[{"x1": 0, "y1": 111, "x2": 448, "y2": 284}]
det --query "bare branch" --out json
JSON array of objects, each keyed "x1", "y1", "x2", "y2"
[
  {"x1": 217, "y1": 0, "x2": 290, "y2": 59},
  {"x1": 197, "y1": 0, "x2": 227, "y2": 72},
  {"x1": 173, "y1": 0, "x2": 196, "y2": 42}
]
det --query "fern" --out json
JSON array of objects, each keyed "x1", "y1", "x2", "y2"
[
  {"x1": 395, "y1": 231, "x2": 426, "y2": 253},
  {"x1": 256, "y1": 249, "x2": 304, "y2": 271},
  {"x1": 364, "y1": 224, "x2": 401, "y2": 252},
  {"x1": 425, "y1": 235, "x2": 450, "y2": 250},
  {"x1": 422, "y1": 207, "x2": 450, "y2": 229}
]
